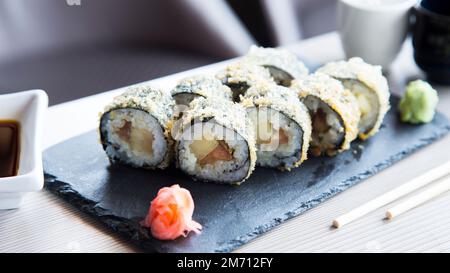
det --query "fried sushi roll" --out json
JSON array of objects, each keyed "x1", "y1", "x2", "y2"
[
  {"x1": 171, "y1": 75, "x2": 233, "y2": 106},
  {"x1": 216, "y1": 62, "x2": 274, "y2": 102},
  {"x1": 244, "y1": 45, "x2": 309, "y2": 87},
  {"x1": 174, "y1": 97, "x2": 256, "y2": 185},
  {"x1": 99, "y1": 85, "x2": 174, "y2": 170},
  {"x1": 241, "y1": 83, "x2": 311, "y2": 170},
  {"x1": 317, "y1": 57, "x2": 390, "y2": 140},
  {"x1": 291, "y1": 73, "x2": 360, "y2": 157}
]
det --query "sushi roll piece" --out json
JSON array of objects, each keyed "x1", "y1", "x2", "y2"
[
  {"x1": 317, "y1": 57, "x2": 390, "y2": 140},
  {"x1": 171, "y1": 75, "x2": 233, "y2": 106},
  {"x1": 240, "y1": 82, "x2": 312, "y2": 170},
  {"x1": 244, "y1": 45, "x2": 309, "y2": 87},
  {"x1": 216, "y1": 61, "x2": 274, "y2": 102},
  {"x1": 174, "y1": 97, "x2": 256, "y2": 185},
  {"x1": 291, "y1": 73, "x2": 360, "y2": 157},
  {"x1": 99, "y1": 85, "x2": 175, "y2": 170}
]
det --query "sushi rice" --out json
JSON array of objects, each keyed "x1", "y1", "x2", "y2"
[
  {"x1": 171, "y1": 75, "x2": 233, "y2": 106},
  {"x1": 240, "y1": 82, "x2": 312, "y2": 170},
  {"x1": 97, "y1": 46, "x2": 392, "y2": 186},
  {"x1": 291, "y1": 73, "x2": 360, "y2": 156},
  {"x1": 99, "y1": 85, "x2": 175, "y2": 169},
  {"x1": 174, "y1": 97, "x2": 257, "y2": 185},
  {"x1": 244, "y1": 45, "x2": 309, "y2": 87},
  {"x1": 216, "y1": 61, "x2": 274, "y2": 102},
  {"x1": 317, "y1": 57, "x2": 390, "y2": 139}
]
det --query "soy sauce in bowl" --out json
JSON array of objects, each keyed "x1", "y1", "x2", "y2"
[{"x1": 0, "y1": 120, "x2": 20, "y2": 178}]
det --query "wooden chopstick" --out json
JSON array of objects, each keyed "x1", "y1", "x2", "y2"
[
  {"x1": 332, "y1": 161, "x2": 450, "y2": 228},
  {"x1": 386, "y1": 176, "x2": 450, "y2": 220}
]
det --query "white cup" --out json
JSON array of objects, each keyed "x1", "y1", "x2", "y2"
[{"x1": 338, "y1": 0, "x2": 418, "y2": 68}]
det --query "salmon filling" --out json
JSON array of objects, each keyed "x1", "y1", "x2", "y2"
[
  {"x1": 302, "y1": 95, "x2": 345, "y2": 157},
  {"x1": 116, "y1": 121, "x2": 154, "y2": 156},
  {"x1": 312, "y1": 108, "x2": 330, "y2": 134},
  {"x1": 117, "y1": 121, "x2": 132, "y2": 140},
  {"x1": 190, "y1": 140, "x2": 233, "y2": 166},
  {"x1": 309, "y1": 109, "x2": 340, "y2": 157},
  {"x1": 257, "y1": 121, "x2": 289, "y2": 145}
]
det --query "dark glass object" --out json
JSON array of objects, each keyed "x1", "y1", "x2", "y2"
[{"x1": 412, "y1": 0, "x2": 450, "y2": 85}]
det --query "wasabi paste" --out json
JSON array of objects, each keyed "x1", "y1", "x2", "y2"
[{"x1": 399, "y1": 80, "x2": 439, "y2": 124}]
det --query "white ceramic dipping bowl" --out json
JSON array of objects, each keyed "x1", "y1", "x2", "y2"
[{"x1": 0, "y1": 90, "x2": 48, "y2": 209}]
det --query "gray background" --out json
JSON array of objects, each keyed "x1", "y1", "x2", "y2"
[{"x1": 0, "y1": 0, "x2": 336, "y2": 104}]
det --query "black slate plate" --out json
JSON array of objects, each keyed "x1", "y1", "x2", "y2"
[{"x1": 43, "y1": 97, "x2": 450, "y2": 253}]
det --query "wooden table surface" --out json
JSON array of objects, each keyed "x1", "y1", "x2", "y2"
[{"x1": 1, "y1": 32, "x2": 449, "y2": 253}]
